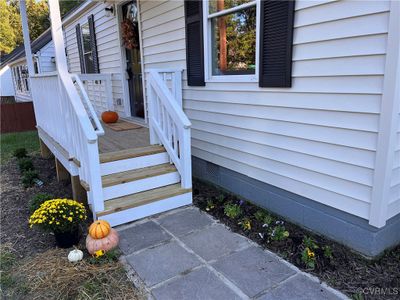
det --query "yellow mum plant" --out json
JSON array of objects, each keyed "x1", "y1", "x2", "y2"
[{"x1": 29, "y1": 199, "x2": 87, "y2": 233}]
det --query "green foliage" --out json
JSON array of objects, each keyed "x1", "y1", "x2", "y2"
[
  {"x1": 206, "y1": 199, "x2": 215, "y2": 211},
  {"x1": 1, "y1": 131, "x2": 39, "y2": 164},
  {"x1": 0, "y1": 0, "x2": 16, "y2": 54},
  {"x1": 17, "y1": 157, "x2": 34, "y2": 172},
  {"x1": 303, "y1": 236, "x2": 319, "y2": 250},
  {"x1": 13, "y1": 148, "x2": 28, "y2": 159},
  {"x1": 224, "y1": 203, "x2": 241, "y2": 219},
  {"x1": 323, "y1": 245, "x2": 333, "y2": 260},
  {"x1": 87, "y1": 249, "x2": 121, "y2": 265},
  {"x1": 216, "y1": 194, "x2": 225, "y2": 203},
  {"x1": 270, "y1": 225, "x2": 289, "y2": 241},
  {"x1": 238, "y1": 217, "x2": 251, "y2": 230},
  {"x1": 301, "y1": 247, "x2": 316, "y2": 269},
  {"x1": 21, "y1": 169, "x2": 38, "y2": 188},
  {"x1": 254, "y1": 210, "x2": 274, "y2": 225},
  {"x1": 29, "y1": 193, "x2": 54, "y2": 213}
]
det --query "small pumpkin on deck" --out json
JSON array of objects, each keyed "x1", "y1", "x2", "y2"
[
  {"x1": 89, "y1": 220, "x2": 111, "y2": 239},
  {"x1": 86, "y1": 226, "x2": 119, "y2": 255},
  {"x1": 101, "y1": 111, "x2": 119, "y2": 123}
]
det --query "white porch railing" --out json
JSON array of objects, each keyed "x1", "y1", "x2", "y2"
[
  {"x1": 147, "y1": 69, "x2": 192, "y2": 189},
  {"x1": 72, "y1": 74, "x2": 105, "y2": 135},
  {"x1": 76, "y1": 73, "x2": 114, "y2": 114},
  {"x1": 30, "y1": 72, "x2": 105, "y2": 216}
]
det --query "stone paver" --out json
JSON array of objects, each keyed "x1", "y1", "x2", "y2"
[
  {"x1": 126, "y1": 240, "x2": 201, "y2": 286},
  {"x1": 256, "y1": 274, "x2": 341, "y2": 300},
  {"x1": 152, "y1": 267, "x2": 242, "y2": 300},
  {"x1": 212, "y1": 246, "x2": 296, "y2": 297},
  {"x1": 118, "y1": 207, "x2": 348, "y2": 300},
  {"x1": 119, "y1": 220, "x2": 171, "y2": 253},
  {"x1": 181, "y1": 224, "x2": 250, "y2": 261},
  {"x1": 156, "y1": 208, "x2": 213, "y2": 237}
]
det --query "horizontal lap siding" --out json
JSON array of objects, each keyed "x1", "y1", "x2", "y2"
[
  {"x1": 38, "y1": 41, "x2": 56, "y2": 73},
  {"x1": 64, "y1": 3, "x2": 125, "y2": 116},
  {"x1": 389, "y1": 102, "x2": 400, "y2": 218},
  {"x1": 139, "y1": 0, "x2": 391, "y2": 219}
]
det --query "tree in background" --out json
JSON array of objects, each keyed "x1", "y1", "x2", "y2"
[
  {"x1": 0, "y1": 0, "x2": 16, "y2": 55},
  {"x1": 1, "y1": 0, "x2": 83, "y2": 55}
]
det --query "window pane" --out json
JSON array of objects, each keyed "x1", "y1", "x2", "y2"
[
  {"x1": 81, "y1": 24, "x2": 91, "y2": 53},
  {"x1": 84, "y1": 53, "x2": 95, "y2": 73},
  {"x1": 211, "y1": 6, "x2": 256, "y2": 76},
  {"x1": 209, "y1": 0, "x2": 253, "y2": 14}
]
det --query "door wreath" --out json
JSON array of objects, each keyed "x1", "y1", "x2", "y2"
[{"x1": 121, "y1": 19, "x2": 138, "y2": 49}]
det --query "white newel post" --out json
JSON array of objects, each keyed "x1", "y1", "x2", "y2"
[{"x1": 19, "y1": 0, "x2": 34, "y2": 76}]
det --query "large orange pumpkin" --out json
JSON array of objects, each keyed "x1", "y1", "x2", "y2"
[
  {"x1": 88, "y1": 220, "x2": 111, "y2": 239},
  {"x1": 101, "y1": 111, "x2": 119, "y2": 123},
  {"x1": 86, "y1": 228, "x2": 119, "y2": 255}
]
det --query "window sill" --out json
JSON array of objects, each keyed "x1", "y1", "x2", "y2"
[{"x1": 205, "y1": 75, "x2": 258, "y2": 83}]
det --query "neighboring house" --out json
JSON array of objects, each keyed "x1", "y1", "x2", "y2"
[
  {"x1": 1, "y1": 29, "x2": 56, "y2": 102},
  {"x1": 0, "y1": 64, "x2": 15, "y2": 98},
  {"x1": 20, "y1": 0, "x2": 399, "y2": 257}
]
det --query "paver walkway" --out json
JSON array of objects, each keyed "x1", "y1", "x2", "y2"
[{"x1": 117, "y1": 206, "x2": 348, "y2": 300}]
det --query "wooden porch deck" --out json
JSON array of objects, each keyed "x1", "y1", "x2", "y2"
[{"x1": 98, "y1": 121, "x2": 151, "y2": 154}]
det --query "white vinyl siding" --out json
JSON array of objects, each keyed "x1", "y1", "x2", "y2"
[
  {"x1": 139, "y1": 0, "x2": 393, "y2": 221},
  {"x1": 64, "y1": 2, "x2": 125, "y2": 116},
  {"x1": 36, "y1": 41, "x2": 56, "y2": 73},
  {"x1": 388, "y1": 102, "x2": 400, "y2": 219}
]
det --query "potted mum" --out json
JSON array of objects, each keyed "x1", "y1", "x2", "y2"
[{"x1": 29, "y1": 199, "x2": 87, "y2": 248}]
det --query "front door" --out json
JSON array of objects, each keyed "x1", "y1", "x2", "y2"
[{"x1": 122, "y1": 1, "x2": 144, "y2": 118}]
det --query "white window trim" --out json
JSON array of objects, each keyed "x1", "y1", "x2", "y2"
[{"x1": 203, "y1": 0, "x2": 260, "y2": 83}]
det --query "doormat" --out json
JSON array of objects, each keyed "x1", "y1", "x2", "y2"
[{"x1": 104, "y1": 120, "x2": 142, "y2": 131}]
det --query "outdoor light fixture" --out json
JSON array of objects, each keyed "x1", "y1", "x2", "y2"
[{"x1": 104, "y1": 5, "x2": 115, "y2": 17}]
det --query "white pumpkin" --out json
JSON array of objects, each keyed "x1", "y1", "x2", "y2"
[{"x1": 68, "y1": 249, "x2": 83, "y2": 263}]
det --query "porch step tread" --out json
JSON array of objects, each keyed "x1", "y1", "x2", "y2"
[
  {"x1": 97, "y1": 184, "x2": 191, "y2": 217},
  {"x1": 100, "y1": 145, "x2": 166, "y2": 163},
  {"x1": 102, "y1": 163, "x2": 177, "y2": 187}
]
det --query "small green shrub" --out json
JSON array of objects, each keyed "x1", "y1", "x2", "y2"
[
  {"x1": 13, "y1": 148, "x2": 27, "y2": 159},
  {"x1": 239, "y1": 217, "x2": 251, "y2": 230},
  {"x1": 254, "y1": 210, "x2": 275, "y2": 225},
  {"x1": 224, "y1": 203, "x2": 241, "y2": 219},
  {"x1": 205, "y1": 199, "x2": 215, "y2": 211},
  {"x1": 301, "y1": 236, "x2": 319, "y2": 269},
  {"x1": 29, "y1": 193, "x2": 54, "y2": 213},
  {"x1": 322, "y1": 245, "x2": 333, "y2": 260},
  {"x1": 22, "y1": 170, "x2": 39, "y2": 188},
  {"x1": 17, "y1": 157, "x2": 34, "y2": 172},
  {"x1": 216, "y1": 194, "x2": 225, "y2": 203},
  {"x1": 270, "y1": 225, "x2": 289, "y2": 241}
]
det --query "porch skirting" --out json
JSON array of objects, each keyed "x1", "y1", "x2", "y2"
[{"x1": 192, "y1": 157, "x2": 400, "y2": 257}]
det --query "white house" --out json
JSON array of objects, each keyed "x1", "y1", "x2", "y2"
[
  {"x1": 19, "y1": 0, "x2": 399, "y2": 257},
  {"x1": 1, "y1": 29, "x2": 56, "y2": 102}
]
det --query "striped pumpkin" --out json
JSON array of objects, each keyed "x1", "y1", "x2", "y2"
[{"x1": 88, "y1": 220, "x2": 111, "y2": 239}]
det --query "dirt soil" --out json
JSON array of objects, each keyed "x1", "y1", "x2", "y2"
[
  {"x1": 0, "y1": 155, "x2": 84, "y2": 258},
  {"x1": 193, "y1": 179, "x2": 400, "y2": 300}
]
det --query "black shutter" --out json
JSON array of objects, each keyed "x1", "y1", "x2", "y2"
[
  {"x1": 75, "y1": 24, "x2": 85, "y2": 73},
  {"x1": 259, "y1": 0, "x2": 295, "y2": 88},
  {"x1": 184, "y1": 0, "x2": 205, "y2": 86},
  {"x1": 88, "y1": 14, "x2": 100, "y2": 73}
]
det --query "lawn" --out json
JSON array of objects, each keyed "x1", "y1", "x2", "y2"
[{"x1": 0, "y1": 130, "x2": 40, "y2": 164}]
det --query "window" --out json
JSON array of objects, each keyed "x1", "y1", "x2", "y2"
[
  {"x1": 80, "y1": 23, "x2": 95, "y2": 73},
  {"x1": 12, "y1": 65, "x2": 30, "y2": 94},
  {"x1": 206, "y1": 0, "x2": 258, "y2": 78}
]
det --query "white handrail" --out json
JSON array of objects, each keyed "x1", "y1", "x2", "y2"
[
  {"x1": 147, "y1": 69, "x2": 192, "y2": 189},
  {"x1": 71, "y1": 74, "x2": 105, "y2": 136}
]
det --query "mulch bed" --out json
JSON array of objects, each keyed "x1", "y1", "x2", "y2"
[
  {"x1": 193, "y1": 179, "x2": 400, "y2": 300},
  {"x1": 0, "y1": 155, "x2": 78, "y2": 258}
]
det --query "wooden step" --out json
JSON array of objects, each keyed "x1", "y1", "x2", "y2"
[
  {"x1": 97, "y1": 184, "x2": 191, "y2": 217},
  {"x1": 102, "y1": 163, "x2": 177, "y2": 188},
  {"x1": 100, "y1": 145, "x2": 166, "y2": 163}
]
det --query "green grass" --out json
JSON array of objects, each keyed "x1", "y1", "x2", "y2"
[{"x1": 0, "y1": 131, "x2": 40, "y2": 164}]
